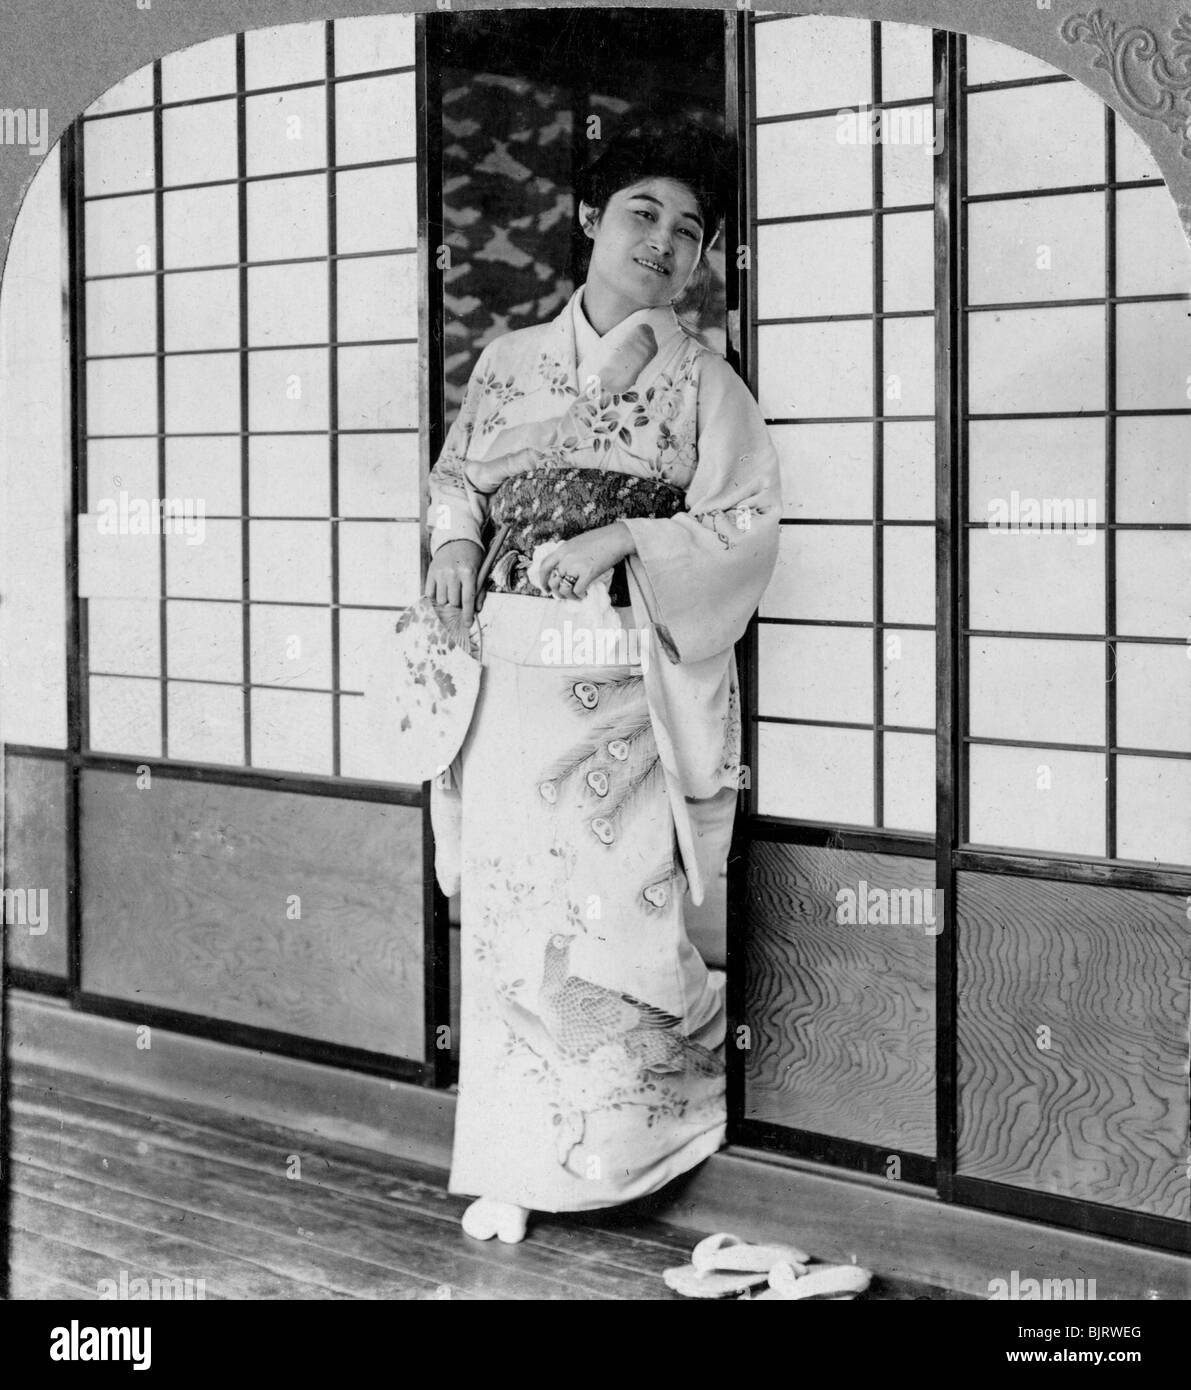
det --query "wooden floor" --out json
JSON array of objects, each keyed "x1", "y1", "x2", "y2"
[{"x1": 9, "y1": 1064, "x2": 968, "y2": 1300}]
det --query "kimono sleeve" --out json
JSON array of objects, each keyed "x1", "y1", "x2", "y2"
[
  {"x1": 425, "y1": 345, "x2": 493, "y2": 557},
  {"x1": 621, "y1": 351, "x2": 781, "y2": 665}
]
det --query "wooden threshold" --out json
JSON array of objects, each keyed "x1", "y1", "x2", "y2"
[{"x1": 9, "y1": 990, "x2": 1187, "y2": 1300}]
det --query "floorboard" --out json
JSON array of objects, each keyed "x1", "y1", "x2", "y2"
[{"x1": 10, "y1": 1062, "x2": 970, "y2": 1300}]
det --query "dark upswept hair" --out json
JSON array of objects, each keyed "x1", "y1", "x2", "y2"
[
  {"x1": 574, "y1": 119, "x2": 733, "y2": 249},
  {"x1": 573, "y1": 118, "x2": 735, "y2": 319}
]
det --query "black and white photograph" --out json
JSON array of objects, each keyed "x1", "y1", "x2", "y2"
[{"x1": 0, "y1": 0, "x2": 1187, "y2": 1334}]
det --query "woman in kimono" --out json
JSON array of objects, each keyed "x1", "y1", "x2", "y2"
[{"x1": 424, "y1": 122, "x2": 780, "y2": 1243}]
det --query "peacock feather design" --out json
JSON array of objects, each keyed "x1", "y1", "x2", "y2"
[
  {"x1": 536, "y1": 675, "x2": 664, "y2": 843},
  {"x1": 539, "y1": 709, "x2": 652, "y2": 792},
  {"x1": 640, "y1": 857, "x2": 680, "y2": 913}
]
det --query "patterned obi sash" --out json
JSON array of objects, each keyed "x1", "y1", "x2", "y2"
[{"x1": 486, "y1": 467, "x2": 687, "y2": 606}]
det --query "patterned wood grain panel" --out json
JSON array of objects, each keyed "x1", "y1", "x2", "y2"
[
  {"x1": 3, "y1": 752, "x2": 68, "y2": 977},
  {"x1": 744, "y1": 842, "x2": 937, "y2": 1155},
  {"x1": 957, "y1": 872, "x2": 1189, "y2": 1221},
  {"x1": 80, "y1": 770, "x2": 425, "y2": 1060}
]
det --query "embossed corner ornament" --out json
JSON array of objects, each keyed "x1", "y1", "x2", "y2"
[{"x1": 1061, "y1": 10, "x2": 1191, "y2": 156}]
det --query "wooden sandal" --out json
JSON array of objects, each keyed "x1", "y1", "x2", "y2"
[
  {"x1": 750, "y1": 1261, "x2": 873, "y2": 1300},
  {"x1": 692, "y1": 1232, "x2": 810, "y2": 1275},
  {"x1": 663, "y1": 1264, "x2": 771, "y2": 1298}
]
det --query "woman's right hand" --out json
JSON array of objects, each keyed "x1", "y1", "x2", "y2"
[{"x1": 424, "y1": 538, "x2": 484, "y2": 628}]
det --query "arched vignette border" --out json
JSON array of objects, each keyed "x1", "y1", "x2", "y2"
[
  {"x1": 0, "y1": 0, "x2": 1190, "y2": 278},
  {"x1": 1, "y1": 2, "x2": 1189, "y2": 1298}
]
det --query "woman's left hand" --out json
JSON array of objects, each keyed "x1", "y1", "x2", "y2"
[{"x1": 536, "y1": 522, "x2": 636, "y2": 600}]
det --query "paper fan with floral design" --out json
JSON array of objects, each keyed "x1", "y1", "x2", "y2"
[{"x1": 364, "y1": 596, "x2": 482, "y2": 784}]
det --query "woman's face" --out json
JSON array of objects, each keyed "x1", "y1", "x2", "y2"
[{"x1": 579, "y1": 176, "x2": 705, "y2": 312}]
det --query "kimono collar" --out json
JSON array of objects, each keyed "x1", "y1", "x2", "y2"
[
  {"x1": 571, "y1": 287, "x2": 605, "y2": 365},
  {"x1": 556, "y1": 283, "x2": 683, "y2": 392}
]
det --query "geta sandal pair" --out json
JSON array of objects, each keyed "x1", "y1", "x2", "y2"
[{"x1": 663, "y1": 1232, "x2": 872, "y2": 1300}]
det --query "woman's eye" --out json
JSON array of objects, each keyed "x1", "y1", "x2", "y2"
[{"x1": 633, "y1": 209, "x2": 654, "y2": 220}]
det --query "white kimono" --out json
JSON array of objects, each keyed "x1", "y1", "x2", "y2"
[{"x1": 427, "y1": 284, "x2": 780, "y2": 1210}]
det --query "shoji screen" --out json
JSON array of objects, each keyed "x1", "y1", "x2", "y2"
[
  {"x1": 738, "y1": 21, "x2": 1189, "y2": 1237},
  {"x1": 955, "y1": 36, "x2": 1190, "y2": 1229},
  {"x1": 753, "y1": 14, "x2": 937, "y2": 833},
  {"x1": 741, "y1": 15, "x2": 938, "y2": 1175},
  {"x1": 78, "y1": 18, "x2": 422, "y2": 782},
  {"x1": 962, "y1": 39, "x2": 1191, "y2": 868},
  {"x1": 69, "y1": 17, "x2": 430, "y2": 1073}
]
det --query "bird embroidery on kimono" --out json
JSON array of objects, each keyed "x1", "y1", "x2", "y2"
[
  {"x1": 539, "y1": 933, "x2": 723, "y2": 1079},
  {"x1": 622, "y1": 1025, "x2": 723, "y2": 1079}
]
